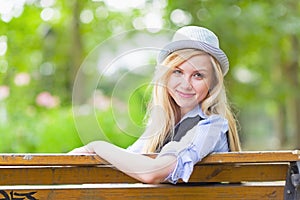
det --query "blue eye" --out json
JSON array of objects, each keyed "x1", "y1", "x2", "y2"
[
  {"x1": 194, "y1": 72, "x2": 204, "y2": 78},
  {"x1": 173, "y1": 69, "x2": 182, "y2": 74}
]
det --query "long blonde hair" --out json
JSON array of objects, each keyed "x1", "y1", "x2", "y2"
[{"x1": 142, "y1": 49, "x2": 241, "y2": 153}]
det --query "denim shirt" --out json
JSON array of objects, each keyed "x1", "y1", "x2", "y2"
[{"x1": 127, "y1": 105, "x2": 229, "y2": 184}]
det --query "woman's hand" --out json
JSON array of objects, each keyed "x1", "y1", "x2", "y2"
[{"x1": 68, "y1": 145, "x2": 93, "y2": 154}]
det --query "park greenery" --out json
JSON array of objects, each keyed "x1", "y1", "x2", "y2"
[{"x1": 0, "y1": 0, "x2": 299, "y2": 152}]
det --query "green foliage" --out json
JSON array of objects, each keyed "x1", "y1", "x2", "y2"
[
  {"x1": 0, "y1": 105, "x2": 81, "y2": 152},
  {"x1": 0, "y1": 0, "x2": 299, "y2": 152}
]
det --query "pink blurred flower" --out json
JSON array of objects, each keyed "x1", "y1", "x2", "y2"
[
  {"x1": 14, "y1": 72, "x2": 31, "y2": 86},
  {"x1": 92, "y1": 90, "x2": 110, "y2": 111},
  {"x1": 0, "y1": 85, "x2": 9, "y2": 101},
  {"x1": 36, "y1": 91, "x2": 60, "y2": 108}
]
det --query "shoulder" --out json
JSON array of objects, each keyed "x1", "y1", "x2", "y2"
[
  {"x1": 195, "y1": 106, "x2": 227, "y2": 124},
  {"x1": 199, "y1": 114, "x2": 228, "y2": 127},
  {"x1": 184, "y1": 106, "x2": 228, "y2": 130}
]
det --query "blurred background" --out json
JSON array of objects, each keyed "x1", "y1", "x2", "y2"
[{"x1": 0, "y1": 0, "x2": 299, "y2": 153}]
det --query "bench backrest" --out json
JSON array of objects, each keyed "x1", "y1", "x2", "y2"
[
  {"x1": 0, "y1": 151, "x2": 299, "y2": 185},
  {"x1": 0, "y1": 151, "x2": 299, "y2": 200}
]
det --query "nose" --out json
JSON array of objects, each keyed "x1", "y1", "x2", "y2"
[{"x1": 180, "y1": 76, "x2": 192, "y2": 90}]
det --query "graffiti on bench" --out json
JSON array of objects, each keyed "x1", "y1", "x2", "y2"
[{"x1": 0, "y1": 190, "x2": 37, "y2": 200}]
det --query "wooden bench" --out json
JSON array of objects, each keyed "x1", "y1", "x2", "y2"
[{"x1": 0, "y1": 151, "x2": 299, "y2": 200}]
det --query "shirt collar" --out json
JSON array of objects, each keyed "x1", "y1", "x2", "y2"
[{"x1": 179, "y1": 105, "x2": 207, "y2": 123}]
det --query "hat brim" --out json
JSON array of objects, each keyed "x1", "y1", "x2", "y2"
[{"x1": 157, "y1": 40, "x2": 229, "y2": 75}]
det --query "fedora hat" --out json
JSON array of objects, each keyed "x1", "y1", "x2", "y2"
[{"x1": 157, "y1": 26, "x2": 229, "y2": 75}]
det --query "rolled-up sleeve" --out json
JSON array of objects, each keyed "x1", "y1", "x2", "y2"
[{"x1": 157, "y1": 115, "x2": 229, "y2": 184}]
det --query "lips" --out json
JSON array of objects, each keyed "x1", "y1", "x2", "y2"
[{"x1": 176, "y1": 90, "x2": 195, "y2": 98}]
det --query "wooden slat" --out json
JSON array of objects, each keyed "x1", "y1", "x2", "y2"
[
  {"x1": 0, "y1": 151, "x2": 299, "y2": 166},
  {"x1": 0, "y1": 163, "x2": 289, "y2": 185},
  {"x1": 0, "y1": 183, "x2": 285, "y2": 200},
  {"x1": 201, "y1": 150, "x2": 300, "y2": 163},
  {"x1": 189, "y1": 163, "x2": 289, "y2": 182},
  {"x1": 0, "y1": 154, "x2": 108, "y2": 166},
  {"x1": 0, "y1": 166, "x2": 137, "y2": 185}
]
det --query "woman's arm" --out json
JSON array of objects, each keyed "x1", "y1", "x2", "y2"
[{"x1": 69, "y1": 141, "x2": 177, "y2": 184}]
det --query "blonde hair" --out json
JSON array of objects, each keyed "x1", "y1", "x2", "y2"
[{"x1": 143, "y1": 49, "x2": 241, "y2": 153}]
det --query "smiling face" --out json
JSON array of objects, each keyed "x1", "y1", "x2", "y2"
[{"x1": 167, "y1": 53, "x2": 213, "y2": 117}]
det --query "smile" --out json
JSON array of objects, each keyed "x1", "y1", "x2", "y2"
[{"x1": 176, "y1": 90, "x2": 195, "y2": 98}]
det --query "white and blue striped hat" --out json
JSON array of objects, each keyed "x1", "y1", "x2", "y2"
[{"x1": 157, "y1": 26, "x2": 229, "y2": 75}]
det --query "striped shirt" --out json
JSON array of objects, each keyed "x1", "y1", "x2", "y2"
[{"x1": 127, "y1": 105, "x2": 229, "y2": 183}]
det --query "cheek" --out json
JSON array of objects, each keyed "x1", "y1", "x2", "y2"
[
  {"x1": 166, "y1": 77, "x2": 178, "y2": 99},
  {"x1": 194, "y1": 82, "x2": 209, "y2": 96},
  {"x1": 167, "y1": 76, "x2": 178, "y2": 90}
]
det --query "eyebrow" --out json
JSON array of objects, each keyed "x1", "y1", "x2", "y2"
[{"x1": 176, "y1": 66, "x2": 208, "y2": 73}]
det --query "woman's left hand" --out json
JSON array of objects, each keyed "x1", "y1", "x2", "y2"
[{"x1": 68, "y1": 146, "x2": 93, "y2": 154}]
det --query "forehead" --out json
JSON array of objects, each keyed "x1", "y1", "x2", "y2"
[{"x1": 178, "y1": 54, "x2": 213, "y2": 71}]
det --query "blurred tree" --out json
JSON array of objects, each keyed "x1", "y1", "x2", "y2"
[
  {"x1": 0, "y1": 0, "x2": 299, "y2": 152},
  {"x1": 166, "y1": 0, "x2": 300, "y2": 149}
]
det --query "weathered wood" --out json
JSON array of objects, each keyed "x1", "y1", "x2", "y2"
[
  {"x1": 0, "y1": 151, "x2": 298, "y2": 165},
  {"x1": 0, "y1": 151, "x2": 298, "y2": 200},
  {"x1": 0, "y1": 154, "x2": 108, "y2": 166},
  {"x1": 0, "y1": 163, "x2": 289, "y2": 185},
  {"x1": 0, "y1": 183, "x2": 285, "y2": 200},
  {"x1": 0, "y1": 166, "x2": 136, "y2": 185},
  {"x1": 200, "y1": 150, "x2": 300, "y2": 163},
  {"x1": 190, "y1": 163, "x2": 289, "y2": 182}
]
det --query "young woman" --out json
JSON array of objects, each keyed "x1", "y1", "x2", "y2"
[{"x1": 70, "y1": 26, "x2": 241, "y2": 184}]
